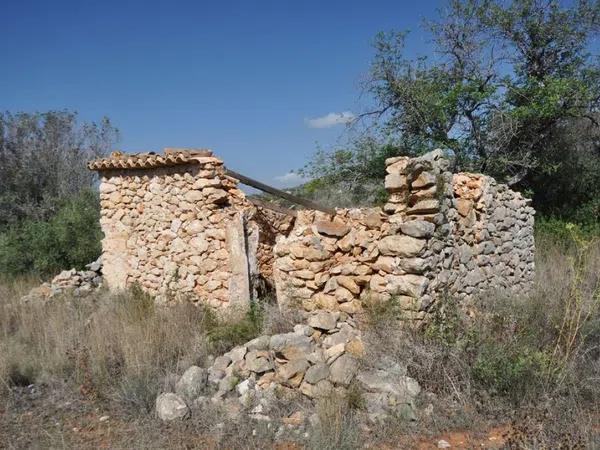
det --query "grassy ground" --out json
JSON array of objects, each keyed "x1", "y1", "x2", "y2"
[{"x1": 1, "y1": 229, "x2": 599, "y2": 449}]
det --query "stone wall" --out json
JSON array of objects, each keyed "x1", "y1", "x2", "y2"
[
  {"x1": 92, "y1": 150, "x2": 290, "y2": 311},
  {"x1": 443, "y1": 172, "x2": 536, "y2": 303},
  {"x1": 90, "y1": 148, "x2": 535, "y2": 317},
  {"x1": 272, "y1": 150, "x2": 535, "y2": 320}
]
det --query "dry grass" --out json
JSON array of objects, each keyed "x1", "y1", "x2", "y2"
[
  {"x1": 362, "y1": 230, "x2": 600, "y2": 447},
  {"x1": 0, "y1": 285, "x2": 222, "y2": 415},
  {"x1": 1, "y1": 229, "x2": 599, "y2": 449}
]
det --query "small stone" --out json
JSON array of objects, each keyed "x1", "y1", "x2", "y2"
[
  {"x1": 385, "y1": 173, "x2": 408, "y2": 192},
  {"x1": 247, "y1": 335, "x2": 271, "y2": 351},
  {"x1": 304, "y1": 363, "x2": 330, "y2": 384},
  {"x1": 175, "y1": 366, "x2": 207, "y2": 401},
  {"x1": 329, "y1": 354, "x2": 359, "y2": 386},
  {"x1": 345, "y1": 338, "x2": 365, "y2": 357},
  {"x1": 412, "y1": 171, "x2": 436, "y2": 189},
  {"x1": 407, "y1": 199, "x2": 439, "y2": 214},
  {"x1": 325, "y1": 343, "x2": 345, "y2": 362},
  {"x1": 378, "y1": 235, "x2": 426, "y2": 257},
  {"x1": 307, "y1": 311, "x2": 337, "y2": 331},
  {"x1": 456, "y1": 198, "x2": 473, "y2": 216},
  {"x1": 269, "y1": 333, "x2": 312, "y2": 352},
  {"x1": 277, "y1": 358, "x2": 309, "y2": 383},
  {"x1": 236, "y1": 379, "x2": 255, "y2": 396},
  {"x1": 336, "y1": 276, "x2": 360, "y2": 295},
  {"x1": 315, "y1": 220, "x2": 350, "y2": 237},
  {"x1": 213, "y1": 355, "x2": 232, "y2": 372},
  {"x1": 437, "y1": 440, "x2": 451, "y2": 448},
  {"x1": 184, "y1": 190, "x2": 204, "y2": 202},
  {"x1": 156, "y1": 393, "x2": 190, "y2": 421},
  {"x1": 225, "y1": 346, "x2": 247, "y2": 363},
  {"x1": 400, "y1": 220, "x2": 435, "y2": 238},
  {"x1": 245, "y1": 351, "x2": 274, "y2": 373}
]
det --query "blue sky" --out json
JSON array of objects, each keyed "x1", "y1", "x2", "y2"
[{"x1": 1, "y1": 0, "x2": 440, "y2": 186}]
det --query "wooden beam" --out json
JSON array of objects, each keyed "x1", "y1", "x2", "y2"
[
  {"x1": 248, "y1": 197, "x2": 298, "y2": 217},
  {"x1": 225, "y1": 168, "x2": 335, "y2": 215}
]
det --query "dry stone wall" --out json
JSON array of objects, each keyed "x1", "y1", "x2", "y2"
[
  {"x1": 92, "y1": 151, "x2": 290, "y2": 311},
  {"x1": 272, "y1": 149, "x2": 535, "y2": 320},
  {"x1": 90, "y1": 148, "x2": 535, "y2": 318},
  {"x1": 443, "y1": 172, "x2": 536, "y2": 302}
]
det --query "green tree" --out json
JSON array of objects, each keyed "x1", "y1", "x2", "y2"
[
  {"x1": 0, "y1": 111, "x2": 118, "y2": 229},
  {"x1": 0, "y1": 189, "x2": 103, "y2": 276},
  {"x1": 308, "y1": 0, "x2": 600, "y2": 220}
]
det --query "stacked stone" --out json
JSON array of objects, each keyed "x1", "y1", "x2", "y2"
[
  {"x1": 273, "y1": 150, "x2": 455, "y2": 321},
  {"x1": 272, "y1": 149, "x2": 535, "y2": 321},
  {"x1": 156, "y1": 310, "x2": 420, "y2": 424},
  {"x1": 98, "y1": 155, "x2": 250, "y2": 308},
  {"x1": 273, "y1": 207, "x2": 388, "y2": 315},
  {"x1": 442, "y1": 173, "x2": 536, "y2": 299},
  {"x1": 22, "y1": 257, "x2": 103, "y2": 302},
  {"x1": 371, "y1": 150, "x2": 455, "y2": 318}
]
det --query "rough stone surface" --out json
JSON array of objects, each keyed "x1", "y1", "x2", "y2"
[
  {"x1": 175, "y1": 366, "x2": 207, "y2": 400},
  {"x1": 89, "y1": 150, "x2": 293, "y2": 310},
  {"x1": 22, "y1": 257, "x2": 104, "y2": 302},
  {"x1": 156, "y1": 393, "x2": 190, "y2": 421},
  {"x1": 273, "y1": 150, "x2": 535, "y2": 320},
  {"x1": 86, "y1": 149, "x2": 535, "y2": 427}
]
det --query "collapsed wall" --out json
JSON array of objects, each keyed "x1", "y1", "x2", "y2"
[
  {"x1": 88, "y1": 149, "x2": 292, "y2": 311},
  {"x1": 88, "y1": 147, "x2": 536, "y2": 424},
  {"x1": 272, "y1": 150, "x2": 535, "y2": 320},
  {"x1": 89, "y1": 147, "x2": 534, "y2": 319}
]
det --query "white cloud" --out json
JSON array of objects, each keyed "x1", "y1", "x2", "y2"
[
  {"x1": 274, "y1": 171, "x2": 308, "y2": 187},
  {"x1": 305, "y1": 111, "x2": 355, "y2": 129}
]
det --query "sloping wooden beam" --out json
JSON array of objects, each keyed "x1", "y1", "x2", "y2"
[
  {"x1": 225, "y1": 168, "x2": 335, "y2": 215},
  {"x1": 248, "y1": 197, "x2": 298, "y2": 217}
]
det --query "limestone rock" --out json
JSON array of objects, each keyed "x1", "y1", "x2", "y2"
[
  {"x1": 378, "y1": 235, "x2": 426, "y2": 257},
  {"x1": 307, "y1": 311, "x2": 337, "y2": 331},
  {"x1": 385, "y1": 173, "x2": 408, "y2": 192},
  {"x1": 175, "y1": 366, "x2": 207, "y2": 401},
  {"x1": 245, "y1": 350, "x2": 273, "y2": 373},
  {"x1": 329, "y1": 354, "x2": 359, "y2": 386},
  {"x1": 315, "y1": 220, "x2": 350, "y2": 237},
  {"x1": 400, "y1": 220, "x2": 435, "y2": 238},
  {"x1": 304, "y1": 363, "x2": 330, "y2": 384},
  {"x1": 156, "y1": 393, "x2": 190, "y2": 421}
]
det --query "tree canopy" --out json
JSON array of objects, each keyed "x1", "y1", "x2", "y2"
[
  {"x1": 0, "y1": 111, "x2": 118, "y2": 229},
  {"x1": 306, "y1": 0, "x2": 600, "y2": 222}
]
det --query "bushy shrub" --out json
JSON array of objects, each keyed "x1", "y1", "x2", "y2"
[{"x1": 0, "y1": 189, "x2": 102, "y2": 277}]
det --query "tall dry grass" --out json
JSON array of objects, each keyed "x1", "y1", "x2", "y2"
[
  {"x1": 0, "y1": 285, "x2": 217, "y2": 413},
  {"x1": 361, "y1": 228, "x2": 600, "y2": 447},
  {"x1": 1, "y1": 228, "x2": 599, "y2": 448},
  {"x1": 0, "y1": 279, "x2": 294, "y2": 418}
]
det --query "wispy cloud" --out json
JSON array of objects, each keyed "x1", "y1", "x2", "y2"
[
  {"x1": 274, "y1": 171, "x2": 308, "y2": 188},
  {"x1": 305, "y1": 111, "x2": 355, "y2": 129}
]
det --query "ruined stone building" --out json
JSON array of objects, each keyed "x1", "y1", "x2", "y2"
[{"x1": 88, "y1": 148, "x2": 535, "y2": 319}]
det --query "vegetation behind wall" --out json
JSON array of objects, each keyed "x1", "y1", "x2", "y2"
[{"x1": 0, "y1": 111, "x2": 117, "y2": 277}]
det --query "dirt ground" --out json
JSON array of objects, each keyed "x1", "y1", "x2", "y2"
[{"x1": 0, "y1": 382, "x2": 520, "y2": 450}]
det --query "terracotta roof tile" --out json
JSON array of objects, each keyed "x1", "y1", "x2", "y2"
[{"x1": 88, "y1": 148, "x2": 219, "y2": 171}]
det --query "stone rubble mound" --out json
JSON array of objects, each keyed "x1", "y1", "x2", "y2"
[
  {"x1": 156, "y1": 309, "x2": 420, "y2": 425},
  {"x1": 21, "y1": 257, "x2": 103, "y2": 302}
]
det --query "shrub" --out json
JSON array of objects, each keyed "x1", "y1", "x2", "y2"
[{"x1": 0, "y1": 189, "x2": 102, "y2": 277}]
